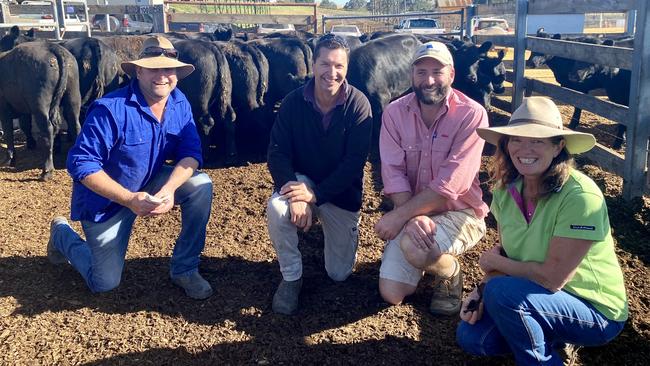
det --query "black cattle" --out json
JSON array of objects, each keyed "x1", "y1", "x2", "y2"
[
  {"x1": 215, "y1": 39, "x2": 271, "y2": 148},
  {"x1": 526, "y1": 32, "x2": 603, "y2": 128},
  {"x1": 0, "y1": 42, "x2": 81, "y2": 181},
  {"x1": 466, "y1": 48, "x2": 507, "y2": 109},
  {"x1": 527, "y1": 32, "x2": 628, "y2": 149},
  {"x1": 0, "y1": 26, "x2": 36, "y2": 52},
  {"x1": 247, "y1": 36, "x2": 313, "y2": 110},
  {"x1": 172, "y1": 39, "x2": 236, "y2": 163},
  {"x1": 164, "y1": 27, "x2": 233, "y2": 42},
  {"x1": 61, "y1": 37, "x2": 124, "y2": 112},
  {"x1": 347, "y1": 34, "x2": 421, "y2": 128}
]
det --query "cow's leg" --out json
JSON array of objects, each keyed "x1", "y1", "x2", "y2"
[
  {"x1": 18, "y1": 116, "x2": 37, "y2": 150},
  {"x1": 568, "y1": 107, "x2": 582, "y2": 130},
  {"x1": 613, "y1": 124, "x2": 626, "y2": 150},
  {"x1": 62, "y1": 85, "x2": 82, "y2": 143},
  {"x1": 0, "y1": 115, "x2": 15, "y2": 168},
  {"x1": 33, "y1": 113, "x2": 54, "y2": 181}
]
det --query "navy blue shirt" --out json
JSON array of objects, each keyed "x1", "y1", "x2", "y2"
[{"x1": 67, "y1": 80, "x2": 203, "y2": 223}]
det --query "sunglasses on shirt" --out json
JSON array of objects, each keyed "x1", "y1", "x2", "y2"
[{"x1": 140, "y1": 46, "x2": 179, "y2": 59}]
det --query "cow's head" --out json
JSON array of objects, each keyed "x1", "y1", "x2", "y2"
[
  {"x1": 479, "y1": 49, "x2": 507, "y2": 94},
  {"x1": 0, "y1": 26, "x2": 34, "y2": 52},
  {"x1": 452, "y1": 40, "x2": 492, "y2": 85}
]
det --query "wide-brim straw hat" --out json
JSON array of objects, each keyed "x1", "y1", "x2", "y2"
[
  {"x1": 121, "y1": 35, "x2": 194, "y2": 80},
  {"x1": 477, "y1": 96, "x2": 596, "y2": 154}
]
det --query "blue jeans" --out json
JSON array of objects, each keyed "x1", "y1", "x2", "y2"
[
  {"x1": 51, "y1": 165, "x2": 213, "y2": 293},
  {"x1": 456, "y1": 276, "x2": 625, "y2": 365}
]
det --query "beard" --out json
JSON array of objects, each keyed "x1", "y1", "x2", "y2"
[{"x1": 413, "y1": 83, "x2": 450, "y2": 105}]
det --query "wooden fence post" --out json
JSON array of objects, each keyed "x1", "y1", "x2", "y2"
[
  {"x1": 512, "y1": 0, "x2": 528, "y2": 111},
  {"x1": 623, "y1": 0, "x2": 650, "y2": 199}
]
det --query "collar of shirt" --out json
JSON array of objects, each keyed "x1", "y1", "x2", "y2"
[
  {"x1": 126, "y1": 79, "x2": 183, "y2": 123},
  {"x1": 302, "y1": 77, "x2": 350, "y2": 115}
]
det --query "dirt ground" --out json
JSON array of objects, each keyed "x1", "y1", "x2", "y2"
[{"x1": 1, "y1": 99, "x2": 649, "y2": 365}]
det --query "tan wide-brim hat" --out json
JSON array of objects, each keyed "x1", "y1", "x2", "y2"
[
  {"x1": 477, "y1": 96, "x2": 596, "y2": 154},
  {"x1": 121, "y1": 35, "x2": 195, "y2": 80}
]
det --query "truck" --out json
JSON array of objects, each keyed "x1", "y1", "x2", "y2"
[{"x1": 394, "y1": 17, "x2": 446, "y2": 35}]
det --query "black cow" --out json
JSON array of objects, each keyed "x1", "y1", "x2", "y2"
[
  {"x1": 347, "y1": 34, "x2": 421, "y2": 129},
  {"x1": 0, "y1": 42, "x2": 81, "y2": 181},
  {"x1": 247, "y1": 36, "x2": 313, "y2": 110},
  {"x1": 172, "y1": 39, "x2": 236, "y2": 163},
  {"x1": 0, "y1": 26, "x2": 36, "y2": 52},
  {"x1": 527, "y1": 32, "x2": 628, "y2": 149},
  {"x1": 61, "y1": 37, "x2": 124, "y2": 112},
  {"x1": 215, "y1": 39, "x2": 271, "y2": 148}
]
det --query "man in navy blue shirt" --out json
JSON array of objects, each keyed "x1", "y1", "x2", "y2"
[
  {"x1": 47, "y1": 36, "x2": 214, "y2": 299},
  {"x1": 266, "y1": 34, "x2": 373, "y2": 315}
]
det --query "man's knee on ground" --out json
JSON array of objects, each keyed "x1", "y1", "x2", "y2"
[
  {"x1": 399, "y1": 235, "x2": 441, "y2": 269},
  {"x1": 379, "y1": 278, "x2": 415, "y2": 305},
  {"x1": 89, "y1": 273, "x2": 122, "y2": 293}
]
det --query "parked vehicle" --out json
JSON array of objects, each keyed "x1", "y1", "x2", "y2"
[
  {"x1": 329, "y1": 24, "x2": 362, "y2": 37},
  {"x1": 471, "y1": 17, "x2": 513, "y2": 35},
  {"x1": 394, "y1": 17, "x2": 446, "y2": 35},
  {"x1": 169, "y1": 22, "x2": 224, "y2": 33},
  {"x1": 17, "y1": 0, "x2": 88, "y2": 31},
  {"x1": 91, "y1": 13, "x2": 153, "y2": 33},
  {"x1": 256, "y1": 23, "x2": 294, "y2": 34}
]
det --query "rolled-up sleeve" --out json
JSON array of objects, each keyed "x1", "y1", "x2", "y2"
[
  {"x1": 66, "y1": 104, "x2": 116, "y2": 182},
  {"x1": 174, "y1": 101, "x2": 204, "y2": 168},
  {"x1": 429, "y1": 107, "x2": 487, "y2": 200},
  {"x1": 380, "y1": 106, "x2": 412, "y2": 195}
]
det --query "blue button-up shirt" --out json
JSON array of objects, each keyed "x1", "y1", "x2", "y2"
[{"x1": 66, "y1": 80, "x2": 203, "y2": 223}]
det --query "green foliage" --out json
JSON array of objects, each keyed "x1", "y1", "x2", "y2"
[
  {"x1": 319, "y1": 0, "x2": 338, "y2": 9},
  {"x1": 344, "y1": 0, "x2": 367, "y2": 10}
]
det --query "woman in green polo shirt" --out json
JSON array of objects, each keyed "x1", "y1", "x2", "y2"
[{"x1": 456, "y1": 97, "x2": 628, "y2": 365}]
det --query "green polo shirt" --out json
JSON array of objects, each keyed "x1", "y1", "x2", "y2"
[{"x1": 491, "y1": 169, "x2": 628, "y2": 321}]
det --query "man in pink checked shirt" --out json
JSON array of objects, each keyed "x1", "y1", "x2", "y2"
[{"x1": 374, "y1": 41, "x2": 489, "y2": 316}]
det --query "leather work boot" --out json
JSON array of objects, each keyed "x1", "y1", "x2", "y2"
[
  {"x1": 429, "y1": 259, "x2": 463, "y2": 316},
  {"x1": 272, "y1": 278, "x2": 302, "y2": 315},
  {"x1": 47, "y1": 216, "x2": 69, "y2": 265},
  {"x1": 171, "y1": 272, "x2": 214, "y2": 300}
]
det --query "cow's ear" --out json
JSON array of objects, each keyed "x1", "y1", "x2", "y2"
[
  {"x1": 10, "y1": 26, "x2": 20, "y2": 37},
  {"x1": 479, "y1": 41, "x2": 493, "y2": 53},
  {"x1": 498, "y1": 49, "x2": 505, "y2": 60},
  {"x1": 603, "y1": 39, "x2": 614, "y2": 46},
  {"x1": 26, "y1": 28, "x2": 35, "y2": 38},
  {"x1": 552, "y1": 33, "x2": 562, "y2": 39}
]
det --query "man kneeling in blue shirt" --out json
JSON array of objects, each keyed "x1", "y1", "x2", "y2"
[{"x1": 47, "y1": 36, "x2": 214, "y2": 299}]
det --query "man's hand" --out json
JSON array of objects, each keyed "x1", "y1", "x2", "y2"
[
  {"x1": 289, "y1": 200, "x2": 312, "y2": 232},
  {"x1": 124, "y1": 187, "x2": 174, "y2": 217},
  {"x1": 281, "y1": 181, "x2": 316, "y2": 204},
  {"x1": 148, "y1": 187, "x2": 174, "y2": 216},
  {"x1": 374, "y1": 210, "x2": 409, "y2": 241},
  {"x1": 402, "y1": 215, "x2": 436, "y2": 250}
]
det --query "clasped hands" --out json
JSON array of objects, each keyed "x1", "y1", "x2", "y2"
[
  {"x1": 375, "y1": 212, "x2": 437, "y2": 251},
  {"x1": 128, "y1": 188, "x2": 175, "y2": 217},
  {"x1": 281, "y1": 181, "x2": 316, "y2": 232}
]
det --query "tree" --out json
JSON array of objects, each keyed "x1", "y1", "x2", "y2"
[
  {"x1": 319, "y1": 0, "x2": 338, "y2": 9},
  {"x1": 344, "y1": 0, "x2": 367, "y2": 10}
]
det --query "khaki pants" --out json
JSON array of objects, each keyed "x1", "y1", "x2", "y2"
[
  {"x1": 266, "y1": 175, "x2": 360, "y2": 282},
  {"x1": 379, "y1": 208, "x2": 486, "y2": 286}
]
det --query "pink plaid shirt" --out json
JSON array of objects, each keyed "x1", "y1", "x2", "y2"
[{"x1": 379, "y1": 90, "x2": 489, "y2": 218}]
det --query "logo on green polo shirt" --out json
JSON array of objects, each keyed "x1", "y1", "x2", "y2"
[{"x1": 570, "y1": 224, "x2": 596, "y2": 231}]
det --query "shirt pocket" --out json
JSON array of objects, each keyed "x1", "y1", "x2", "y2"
[
  {"x1": 118, "y1": 128, "x2": 152, "y2": 180},
  {"x1": 403, "y1": 143, "x2": 422, "y2": 178}
]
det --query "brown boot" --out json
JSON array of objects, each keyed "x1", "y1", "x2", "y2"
[{"x1": 429, "y1": 259, "x2": 462, "y2": 316}]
